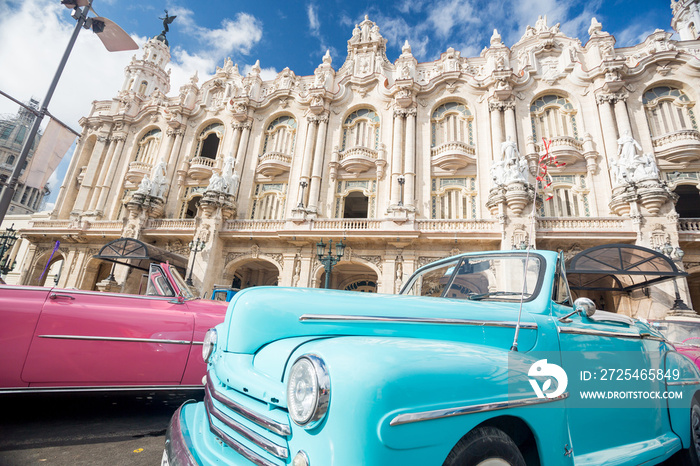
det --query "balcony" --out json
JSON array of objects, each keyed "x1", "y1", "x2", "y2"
[
  {"x1": 338, "y1": 146, "x2": 378, "y2": 174},
  {"x1": 533, "y1": 136, "x2": 584, "y2": 166},
  {"x1": 125, "y1": 161, "x2": 152, "y2": 184},
  {"x1": 430, "y1": 141, "x2": 476, "y2": 172},
  {"x1": 651, "y1": 130, "x2": 700, "y2": 163},
  {"x1": 256, "y1": 152, "x2": 292, "y2": 178},
  {"x1": 188, "y1": 157, "x2": 216, "y2": 180}
]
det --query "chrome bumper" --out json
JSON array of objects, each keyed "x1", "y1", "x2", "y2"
[{"x1": 164, "y1": 400, "x2": 201, "y2": 466}]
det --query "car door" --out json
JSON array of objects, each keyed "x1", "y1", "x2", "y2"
[{"x1": 21, "y1": 286, "x2": 195, "y2": 387}]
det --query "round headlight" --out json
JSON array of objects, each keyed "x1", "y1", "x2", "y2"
[
  {"x1": 287, "y1": 354, "x2": 330, "y2": 428},
  {"x1": 202, "y1": 329, "x2": 217, "y2": 363}
]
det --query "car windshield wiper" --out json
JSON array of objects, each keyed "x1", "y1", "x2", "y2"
[{"x1": 467, "y1": 291, "x2": 529, "y2": 301}]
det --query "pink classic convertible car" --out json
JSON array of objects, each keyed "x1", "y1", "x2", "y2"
[
  {"x1": 0, "y1": 261, "x2": 227, "y2": 393},
  {"x1": 652, "y1": 317, "x2": 700, "y2": 369}
]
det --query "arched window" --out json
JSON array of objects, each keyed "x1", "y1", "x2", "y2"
[
  {"x1": 184, "y1": 195, "x2": 201, "y2": 219},
  {"x1": 530, "y1": 95, "x2": 579, "y2": 141},
  {"x1": 343, "y1": 191, "x2": 369, "y2": 219},
  {"x1": 6, "y1": 154, "x2": 15, "y2": 166},
  {"x1": 431, "y1": 177, "x2": 477, "y2": 219},
  {"x1": 643, "y1": 86, "x2": 698, "y2": 138},
  {"x1": 538, "y1": 175, "x2": 590, "y2": 217},
  {"x1": 263, "y1": 116, "x2": 297, "y2": 155},
  {"x1": 674, "y1": 184, "x2": 700, "y2": 218},
  {"x1": 138, "y1": 81, "x2": 148, "y2": 95},
  {"x1": 251, "y1": 183, "x2": 286, "y2": 220},
  {"x1": 341, "y1": 109, "x2": 380, "y2": 151},
  {"x1": 195, "y1": 123, "x2": 224, "y2": 160},
  {"x1": 134, "y1": 128, "x2": 161, "y2": 165},
  {"x1": 431, "y1": 102, "x2": 474, "y2": 147}
]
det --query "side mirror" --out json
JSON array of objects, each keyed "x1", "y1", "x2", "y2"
[
  {"x1": 574, "y1": 297, "x2": 596, "y2": 318},
  {"x1": 559, "y1": 297, "x2": 597, "y2": 322}
]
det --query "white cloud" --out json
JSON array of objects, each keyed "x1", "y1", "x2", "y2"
[
  {"x1": 307, "y1": 3, "x2": 321, "y2": 37},
  {"x1": 427, "y1": 0, "x2": 479, "y2": 39},
  {"x1": 242, "y1": 64, "x2": 279, "y2": 82},
  {"x1": 0, "y1": 0, "x2": 139, "y2": 128}
]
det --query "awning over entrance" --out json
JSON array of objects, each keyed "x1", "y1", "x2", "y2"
[
  {"x1": 94, "y1": 237, "x2": 187, "y2": 272},
  {"x1": 566, "y1": 243, "x2": 687, "y2": 292}
]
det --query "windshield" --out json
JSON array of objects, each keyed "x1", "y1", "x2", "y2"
[
  {"x1": 653, "y1": 321, "x2": 700, "y2": 346},
  {"x1": 402, "y1": 254, "x2": 543, "y2": 302}
]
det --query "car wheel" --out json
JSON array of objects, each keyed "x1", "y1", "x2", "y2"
[
  {"x1": 443, "y1": 426, "x2": 526, "y2": 466},
  {"x1": 675, "y1": 398, "x2": 700, "y2": 466}
]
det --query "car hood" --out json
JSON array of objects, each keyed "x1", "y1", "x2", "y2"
[{"x1": 222, "y1": 286, "x2": 540, "y2": 354}]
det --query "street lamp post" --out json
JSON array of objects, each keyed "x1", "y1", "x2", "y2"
[
  {"x1": 0, "y1": 224, "x2": 19, "y2": 275},
  {"x1": 186, "y1": 239, "x2": 206, "y2": 287},
  {"x1": 298, "y1": 180, "x2": 308, "y2": 209},
  {"x1": 0, "y1": 0, "x2": 137, "y2": 225},
  {"x1": 317, "y1": 239, "x2": 345, "y2": 289},
  {"x1": 397, "y1": 175, "x2": 405, "y2": 207}
]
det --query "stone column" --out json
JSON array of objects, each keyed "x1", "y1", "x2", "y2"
[
  {"x1": 227, "y1": 124, "x2": 242, "y2": 161},
  {"x1": 72, "y1": 134, "x2": 109, "y2": 214},
  {"x1": 596, "y1": 94, "x2": 619, "y2": 164},
  {"x1": 404, "y1": 108, "x2": 416, "y2": 208},
  {"x1": 308, "y1": 114, "x2": 328, "y2": 212},
  {"x1": 489, "y1": 100, "x2": 504, "y2": 161},
  {"x1": 95, "y1": 134, "x2": 126, "y2": 215},
  {"x1": 613, "y1": 94, "x2": 632, "y2": 138},
  {"x1": 300, "y1": 117, "x2": 318, "y2": 206},
  {"x1": 503, "y1": 101, "x2": 517, "y2": 142},
  {"x1": 87, "y1": 137, "x2": 118, "y2": 212},
  {"x1": 390, "y1": 109, "x2": 405, "y2": 206},
  {"x1": 234, "y1": 121, "x2": 252, "y2": 170}
]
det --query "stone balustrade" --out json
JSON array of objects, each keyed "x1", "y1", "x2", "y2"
[
  {"x1": 678, "y1": 218, "x2": 700, "y2": 232},
  {"x1": 651, "y1": 129, "x2": 700, "y2": 163},
  {"x1": 416, "y1": 219, "x2": 497, "y2": 231},
  {"x1": 223, "y1": 220, "x2": 286, "y2": 231},
  {"x1": 536, "y1": 217, "x2": 628, "y2": 230},
  {"x1": 256, "y1": 152, "x2": 292, "y2": 177},
  {"x1": 430, "y1": 141, "x2": 476, "y2": 171},
  {"x1": 145, "y1": 218, "x2": 196, "y2": 230}
]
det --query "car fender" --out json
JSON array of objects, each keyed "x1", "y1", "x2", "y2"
[
  {"x1": 284, "y1": 336, "x2": 571, "y2": 465},
  {"x1": 665, "y1": 350, "x2": 700, "y2": 448}
]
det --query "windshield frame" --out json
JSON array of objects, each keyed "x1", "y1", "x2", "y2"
[{"x1": 400, "y1": 252, "x2": 546, "y2": 303}]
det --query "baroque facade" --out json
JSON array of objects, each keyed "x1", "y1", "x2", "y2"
[
  {"x1": 0, "y1": 99, "x2": 48, "y2": 215},
  {"x1": 16, "y1": 4, "x2": 700, "y2": 318}
]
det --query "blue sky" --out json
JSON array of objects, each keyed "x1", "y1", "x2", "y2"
[{"x1": 0, "y1": 0, "x2": 675, "y2": 208}]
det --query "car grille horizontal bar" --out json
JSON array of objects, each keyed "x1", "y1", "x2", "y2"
[
  {"x1": 206, "y1": 373, "x2": 291, "y2": 437},
  {"x1": 205, "y1": 385, "x2": 288, "y2": 460},
  {"x1": 205, "y1": 373, "x2": 291, "y2": 466}
]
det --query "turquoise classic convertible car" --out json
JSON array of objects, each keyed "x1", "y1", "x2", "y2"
[{"x1": 163, "y1": 249, "x2": 700, "y2": 466}]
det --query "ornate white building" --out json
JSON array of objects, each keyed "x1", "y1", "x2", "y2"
[{"x1": 16, "y1": 4, "x2": 700, "y2": 317}]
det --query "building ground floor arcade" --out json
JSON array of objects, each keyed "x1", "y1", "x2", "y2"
[{"x1": 13, "y1": 211, "x2": 700, "y2": 321}]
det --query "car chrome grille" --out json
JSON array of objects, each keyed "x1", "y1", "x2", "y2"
[{"x1": 205, "y1": 373, "x2": 290, "y2": 466}]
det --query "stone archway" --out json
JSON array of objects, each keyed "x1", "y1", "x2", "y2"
[
  {"x1": 223, "y1": 257, "x2": 281, "y2": 290},
  {"x1": 687, "y1": 267, "x2": 700, "y2": 312},
  {"x1": 79, "y1": 257, "x2": 113, "y2": 291},
  {"x1": 26, "y1": 250, "x2": 66, "y2": 287},
  {"x1": 316, "y1": 260, "x2": 379, "y2": 292}
]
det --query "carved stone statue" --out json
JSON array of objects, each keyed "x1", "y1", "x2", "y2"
[
  {"x1": 617, "y1": 130, "x2": 642, "y2": 166},
  {"x1": 492, "y1": 136, "x2": 528, "y2": 186},
  {"x1": 221, "y1": 156, "x2": 240, "y2": 196},
  {"x1": 135, "y1": 175, "x2": 152, "y2": 195},
  {"x1": 149, "y1": 158, "x2": 168, "y2": 198},
  {"x1": 206, "y1": 171, "x2": 225, "y2": 193}
]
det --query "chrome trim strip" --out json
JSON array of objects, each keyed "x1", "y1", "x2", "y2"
[
  {"x1": 206, "y1": 405, "x2": 277, "y2": 466},
  {"x1": 557, "y1": 327, "x2": 641, "y2": 339},
  {"x1": 299, "y1": 314, "x2": 538, "y2": 330},
  {"x1": 42, "y1": 288, "x2": 176, "y2": 301},
  {"x1": 38, "y1": 334, "x2": 191, "y2": 345},
  {"x1": 0, "y1": 385, "x2": 204, "y2": 395},
  {"x1": 206, "y1": 388, "x2": 288, "y2": 460},
  {"x1": 667, "y1": 380, "x2": 700, "y2": 387},
  {"x1": 390, "y1": 393, "x2": 569, "y2": 426},
  {"x1": 206, "y1": 373, "x2": 291, "y2": 437}
]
